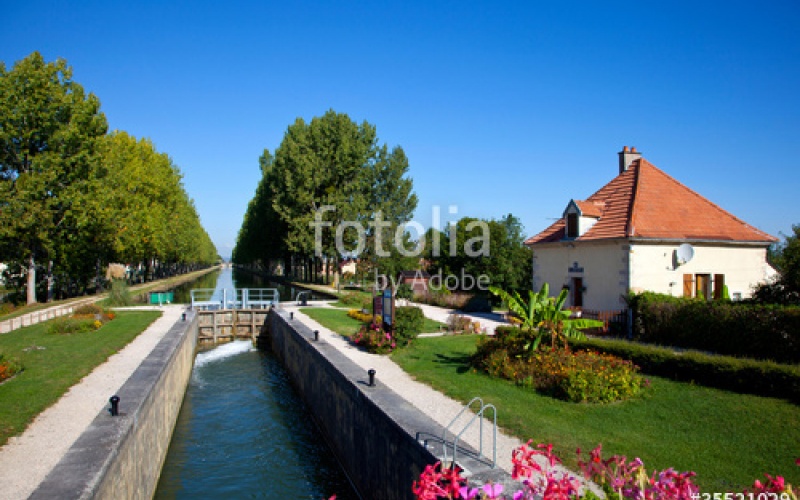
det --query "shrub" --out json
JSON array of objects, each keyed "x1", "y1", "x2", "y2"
[
  {"x1": 393, "y1": 306, "x2": 425, "y2": 346},
  {"x1": 474, "y1": 326, "x2": 645, "y2": 403},
  {"x1": 0, "y1": 354, "x2": 21, "y2": 382},
  {"x1": 396, "y1": 283, "x2": 414, "y2": 301},
  {"x1": 447, "y1": 314, "x2": 475, "y2": 333},
  {"x1": 47, "y1": 317, "x2": 97, "y2": 335},
  {"x1": 107, "y1": 279, "x2": 132, "y2": 307},
  {"x1": 0, "y1": 302, "x2": 17, "y2": 317},
  {"x1": 626, "y1": 292, "x2": 800, "y2": 363},
  {"x1": 74, "y1": 303, "x2": 103, "y2": 315},
  {"x1": 351, "y1": 322, "x2": 396, "y2": 354},
  {"x1": 570, "y1": 335, "x2": 800, "y2": 403}
]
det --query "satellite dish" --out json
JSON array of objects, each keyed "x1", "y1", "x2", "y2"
[{"x1": 676, "y1": 243, "x2": 695, "y2": 266}]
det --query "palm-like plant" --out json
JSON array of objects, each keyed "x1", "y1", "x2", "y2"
[{"x1": 490, "y1": 283, "x2": 603, "y2": 355}]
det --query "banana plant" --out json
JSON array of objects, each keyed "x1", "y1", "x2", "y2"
[{"x1": 490, "y1": 283, "x2": 604, "y2": 355}]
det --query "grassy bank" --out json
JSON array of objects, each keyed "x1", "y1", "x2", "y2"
[
  {"x1": 391, "y1": 335, "x2": 800, "y2": 491},
  {"x1": 0, "y1": 310, "x2": 161, "y2": 445},
  {"x1": 301, "y1": 307, "x2": 446, "y2": 337}
]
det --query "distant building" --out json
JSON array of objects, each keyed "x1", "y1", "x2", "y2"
[
  {"x1": 397, "y1": 270, "x2": 431, "y2": 293},
  {"x1": 524, "y1": 147, "x2": 777, "y2": 310}
]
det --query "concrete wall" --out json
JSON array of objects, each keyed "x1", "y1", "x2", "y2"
[
  {"x1": 265, "y1": 310, "x2": 511, "y2": 500},
  {"x1": 29, "y1": 310, "x2": 198, "y2": 500}
]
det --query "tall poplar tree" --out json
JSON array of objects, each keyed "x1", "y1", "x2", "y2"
[{"x1": 0, "y1": 52, "x2": 108, "y2": 303}]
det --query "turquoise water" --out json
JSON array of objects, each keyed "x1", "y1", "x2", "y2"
[
  {"x1": 154, "y1": 268, "x2": 359, "y2": 499},
  {"x1": 154, "y1": 341, "x2": 359, "y2": 499}
]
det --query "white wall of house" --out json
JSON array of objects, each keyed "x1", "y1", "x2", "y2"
[
  {"x1": 629, "y1": 242, "x2": 776, "y2": 300},
  {"x1": 532, "y1": 241, "x2": 776, "y2": 309},
  {"x1": 532, "y1": 240, "x2": 629, "y2": 311}
]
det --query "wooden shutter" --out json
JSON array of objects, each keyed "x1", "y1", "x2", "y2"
[
  {"x1": 682, "y1": 274, "x2": 693, "y2": 297},
  {"x1": 713, "y1": 274, "x2": 725, "y2": 300}
]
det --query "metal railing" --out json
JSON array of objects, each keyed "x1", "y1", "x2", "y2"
[
  {"x1": 442, "y1": 396, "x2": 497, "y2": 469},
  {"x1": 190, "y1": 288, "x2": 279, "y2": 310}
]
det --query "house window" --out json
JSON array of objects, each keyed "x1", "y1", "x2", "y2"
[
  {"x1": 683, "y1": 273, "x2": 725, "y2": 300},
  {"x1": 566, "y1": 213, "x2": 578, "y2": 238}
]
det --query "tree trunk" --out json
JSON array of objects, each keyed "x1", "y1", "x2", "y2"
[
  {"x1": 27, "y1": 254, "x2": 37, "y2": 305},
  {"x1": 47, "y1": 260, "x2": 54, "y2": 303}
]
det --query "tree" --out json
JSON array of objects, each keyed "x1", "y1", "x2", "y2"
[
  {"x1": 489, "y1": 283, "x2": 602, "y2": 356},
  {"x1": 0, "y1": 52, "x2": 108, "y2": 303},
  {"x1": 234, "y1": 110, "x2": 417, "y2": 285},
  {"x1": 753, "y1": 224, "x2": 800, "y2": 304},
  {"x1": 424, "y1": 214, "x2": 532, "y2": 293}
]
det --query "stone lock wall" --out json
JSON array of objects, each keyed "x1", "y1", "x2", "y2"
[{"x1": 29, "y1": 310, "x2": 198, "y2": 500}]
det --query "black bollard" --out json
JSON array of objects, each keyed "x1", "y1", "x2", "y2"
[
  {"x1": 314, "y1": 330, "x2": 319, "y2": 341},
  {"x1": 368, "y1": 369, "x2": 376, "y2": 387},
  {"x1": 109, "y1": 395, "x2": 120, "y2": 416},
  {"x1": 290, "y1": 312, "x2": 294, "y2": 320},
  {"x1": 182, "y1": 312, "x2": 186, "y2": 321}
]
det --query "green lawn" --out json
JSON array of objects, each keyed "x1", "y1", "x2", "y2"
[
  {"x1": 0, "y1": 310, "x2": 161, "y2": 445},
  {"x1": 302, "y1": 307, "x2": 446, "y2": 336},
  {"x1": 302, "y1": 307, "x2": 364, "y2": 336},
  {"x1": 391, "y1": 334, "x2": 800, "y2": 491}
]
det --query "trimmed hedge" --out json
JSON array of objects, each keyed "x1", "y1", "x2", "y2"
[
  {"x1": 574, "y1": 336, "x2": 800, "y2": 403},
  {"x1": 627, "y1": 292, "x2": 800, "y2": 364},
  {"x1": 494, "y1": 326, "x2": 800, "y2": 403}
]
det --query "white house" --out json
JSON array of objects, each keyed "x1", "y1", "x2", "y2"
[{"x1": 524, "y1": 147, "x2": 778, "y2": 311}]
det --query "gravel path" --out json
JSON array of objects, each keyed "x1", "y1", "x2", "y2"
[{"x1": 0, "y1": 305, "x2": 185, "y2": 500}]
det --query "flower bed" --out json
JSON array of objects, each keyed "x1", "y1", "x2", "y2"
[
  {"x1": 474, "y1": 327, "x2": 645, "y2": 403},
  {"x1": 351, "y1": 322, "x2": 396, "y2": 354},
  {"x1": 412, "y1": 440, "x2": 798, "y2": 500},
  {"x1": 46, "y1": 304, "x2": 117, "y2": 335}
]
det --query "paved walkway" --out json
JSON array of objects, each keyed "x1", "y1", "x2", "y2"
[
  {"x1": 0, "y1": 305, "x2": 185, "y2": 500},
  {"x1": 287, "y1": 303, "x2": 525, "y2": 473}
]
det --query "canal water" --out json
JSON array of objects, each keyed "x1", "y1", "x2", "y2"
[
  {"x1": 169, "y1": 267, "x2": 333, "y2": 305},
  {"x1": 154, "y1": 269, "x2": 359, "y2": 499}
]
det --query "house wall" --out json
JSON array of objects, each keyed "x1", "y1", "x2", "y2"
[
  {"x1": 629, "y1": 243, "x2": 776, "y2": 299},
  {"x1": 532, "y1": 241, "x2": 628, "y2": 311}
]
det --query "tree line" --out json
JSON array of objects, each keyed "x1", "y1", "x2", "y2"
[
  {"x1": 233, "y1": 110, "x2": 531, "y2": 293},
  {"x1": 0, "y1": 52, "x2": 218, "y2": 304}
]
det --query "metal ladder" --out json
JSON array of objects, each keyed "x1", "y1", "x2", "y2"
[{"x1": 442, "y1": 397, "x2": 497, "y2": 469}]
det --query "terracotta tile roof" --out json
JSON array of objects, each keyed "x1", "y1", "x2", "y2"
[
  {"x1": 526, "y1": 158, "x2": 777, "y2": 245},
  {"x1": 574, "y1": 200, "x2": 606, "y2": 218}
]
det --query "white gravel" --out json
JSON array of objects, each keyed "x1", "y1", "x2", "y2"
[{"x1": 0, "y1": 305, "x2": 185, "y2": 500}]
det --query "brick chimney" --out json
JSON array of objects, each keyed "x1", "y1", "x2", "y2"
[{"x1": 618, "y1": 146, "x2": 642, "y2": 174}]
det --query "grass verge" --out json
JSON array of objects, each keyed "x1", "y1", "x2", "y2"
[
  {"x1": 302, "y1": 307, "x2": 446, "y2": 337},
  {"x1": 301, "y1": 308, "x2": 364, "y2": 336},
  {"x1": 0, "y1": 310, "x2": 161, "y2": 446},
  {"x1": 391, "y1": 334, "x2": 800, "y2": 491}
]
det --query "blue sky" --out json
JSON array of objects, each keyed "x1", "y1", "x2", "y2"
[{"x1": 3, "y1": 1, "x2": 799, "y2": 258}]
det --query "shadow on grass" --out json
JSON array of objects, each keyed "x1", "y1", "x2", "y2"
[{"x1": 433, "y1": 353, "x2": 473, "y2": 374}]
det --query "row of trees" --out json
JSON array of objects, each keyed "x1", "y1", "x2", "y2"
[
  {"x1": 0, "y1": 52, "x2": 218, "y2": 304},
  {"x1": 233, "y1": 110, "x2": 532, "y2": 293},
  {"x1": 233, "y1": 110, "x2": 417, "y2": 284}
]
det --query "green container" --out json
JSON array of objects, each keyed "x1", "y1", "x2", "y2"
[{"x1": 149, "y1": 291, "x2": 174, "y2": 304}]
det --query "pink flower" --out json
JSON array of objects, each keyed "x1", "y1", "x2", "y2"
[
  {"x1": 482, "y1": 483, "x2": 503, "y2": 499},
  {"x1": 459, "y1": 486, "x2": 480, "y2": 499}
]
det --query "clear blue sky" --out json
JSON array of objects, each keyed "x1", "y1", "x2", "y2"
[{"x1": 4, "y1": 1, "x2": 799, "y2": 258}]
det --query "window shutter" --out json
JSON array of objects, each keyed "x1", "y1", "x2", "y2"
[
  {"x1": 714, "y1": 274, "x2": 725, "y2": 300},
  {"x1": 683, "y1": 274, "x2": 693, "y2": 297}
]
